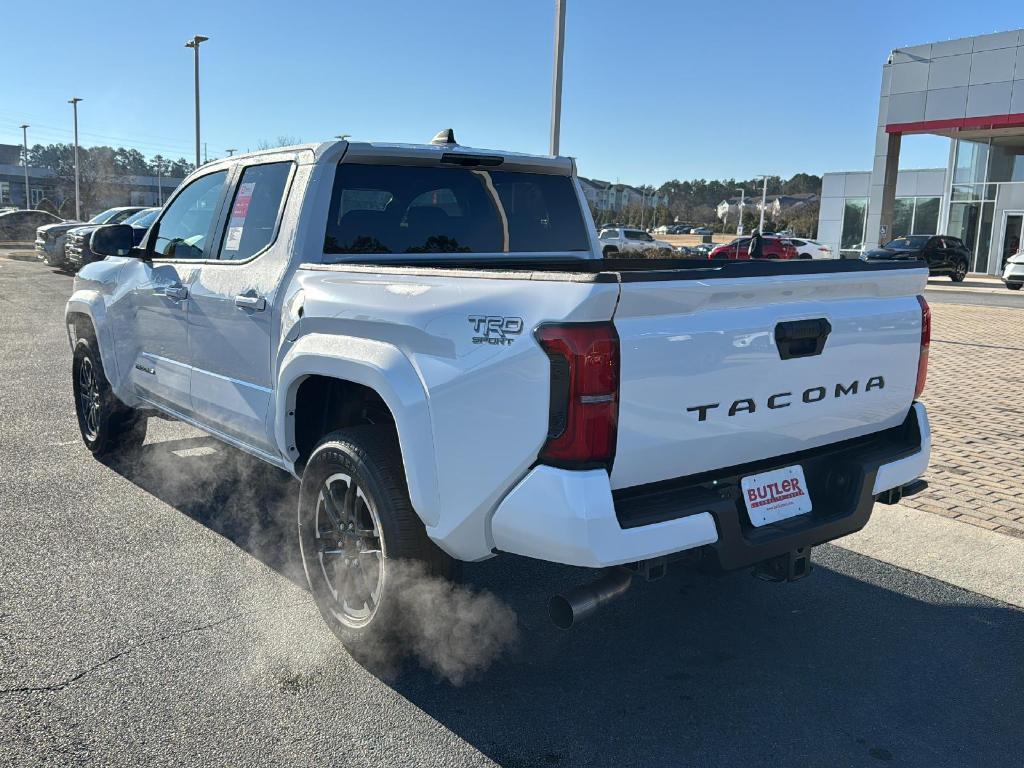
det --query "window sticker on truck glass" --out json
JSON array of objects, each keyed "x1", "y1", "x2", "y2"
[{"x1": 224, "y1": 182, "x2": 256, "y2": 252}]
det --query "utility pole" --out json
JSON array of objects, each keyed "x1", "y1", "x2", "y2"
[
  {"x1": 549, "y1": 0, "x2": 566, "y2": 156},
  {"x1": 757, "y1": 175, "x2": 768, "y2": 233},
  {"x1": 735, "y1": 187, "x2": 745, "y2": 236},
  {"x1": 69, "y1": 98, "x2": 82, "y2": 220},
  {"x1": 203, "y1": 142, "x2": 208, "y2": 164},
  {"x1": 185, "y1": 35, "x2": 209, "y2": 169},
  {"x1": 19, "y1": 125, "x2": 30, "y2": 209}
]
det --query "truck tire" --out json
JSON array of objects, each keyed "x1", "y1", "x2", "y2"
[
  {"x1": 297, "y1": 426, "x2": 455, "y2": 657},
  {"x1": 72, "y1": 337, "x2": 147, "y2": 457}
]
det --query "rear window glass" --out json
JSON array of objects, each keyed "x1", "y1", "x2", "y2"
[
  {"x1": 324, "y1": 163, "x2": 589, "y2": 255},
  {"x1": 884, "y1": 235, "x2": 929, "y2": 249},
  {"x1": 218, "y1": 161, "x2": 292, "y2": 261}
]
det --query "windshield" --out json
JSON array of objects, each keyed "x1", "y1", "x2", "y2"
[
  {"x1": 124, "y1": 209, "x2": 158, "y2": 227},
  {"x1": 89, "y1": 209, "x2": 121, "y2": 224},
  {"x1": 324, "y1": 163, "x2": 590, "y2": 255},
  {"x1": 883, "y1": 236, "x2": 929, "y2": 250}
]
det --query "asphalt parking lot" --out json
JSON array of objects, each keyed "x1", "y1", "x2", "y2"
[{"x1": 2, "y1": 253, "x2": 1023, "y2": 767}]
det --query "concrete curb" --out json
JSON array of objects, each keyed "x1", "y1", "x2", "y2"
[{"x1": 835, "y1": 503, "x2": 1024, "y2": 609}]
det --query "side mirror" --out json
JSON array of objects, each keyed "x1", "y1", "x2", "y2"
[{"x1": 91, "y1": 224, "x2": 135, "y2": 258}]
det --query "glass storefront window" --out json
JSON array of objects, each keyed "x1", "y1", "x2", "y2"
[
  {"x1": 893, "y1": 196, "x2": 941, "y2": 237},
  {"x1": 953, "y1": 140, "x2": 990, "y2": 185},
  {"x1": 948, "y1": 202, "x2": 979, "y2": 267},
  {"x1": 915, "y1": 197, "x2": 940, "y2": 234},
  {"x1": 840, "y1": 198, "x2": 867, "y2": 252},
  {"x1": 976, "y1": 202, "x2": 994, "y2": 274},
  {"x1": 893, "y1": 198, "x2": 914, "y2": 238},
  {"x1": 987, "y1": 137, "x2": 1024, "y2": 184},
  {"x1": 951, "y1": 184, "x2": 996, "y2": 202}
]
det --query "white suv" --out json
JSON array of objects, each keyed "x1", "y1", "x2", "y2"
[{"x1": 598, "y1": 227, "x2": 675, "y2": 256}]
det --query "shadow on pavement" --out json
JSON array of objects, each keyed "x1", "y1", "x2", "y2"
[{"x1": 107, "y1": 432, "x2": 1024, "y2": 768}]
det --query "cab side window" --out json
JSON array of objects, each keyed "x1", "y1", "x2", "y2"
[
  {"x1": 152, "y1": 171, "x2": 227, "y2": 260},
  {"x1": 217, "y1": 162, "x2": 292, "y2": 261}
]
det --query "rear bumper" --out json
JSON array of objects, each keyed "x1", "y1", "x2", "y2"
[{"x1": 490, "y1": 403, "x2": 930, "y2": 569}]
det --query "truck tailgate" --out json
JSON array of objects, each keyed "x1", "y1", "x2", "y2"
[{"x1": 609, "y1": 268, "x2": 928, "y2": 490}]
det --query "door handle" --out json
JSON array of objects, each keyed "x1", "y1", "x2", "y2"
[
  {"x1": 234, "y1": 294, "x2": 266, "y2": 312},
  {"x1": 163, "y1": 284, "x2": 189, "y2": 300},
  {"x1": 775, "y1": 318, "x2": 832, "y2": 360}
]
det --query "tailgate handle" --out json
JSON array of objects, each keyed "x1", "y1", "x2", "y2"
[{"x1": 775, "y1": 318, "x2": 831, "y2": 360}]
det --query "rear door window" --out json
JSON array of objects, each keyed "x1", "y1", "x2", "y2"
[
  {"x1": 323, "y1": 163, "x2": 589, "y2": 256},
  {"x1": 217, "y1": 162, "x2": 292, "y2": 261}
]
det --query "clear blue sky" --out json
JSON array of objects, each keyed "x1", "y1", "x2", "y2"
[{"x1": 1, "y1": 0, "x2": 1022, "y2": 184}]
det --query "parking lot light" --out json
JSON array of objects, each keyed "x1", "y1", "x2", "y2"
[
  {"x1": 19, "y1": 124, "x2": 30, "y2": 210},
  {"x1": 735, "y1": 187, "x2": 745, "y2": 236},
  {"x1": 755, "y1": 175, "x2": 768, "y2": 233},
  {"x1": 185, "y1": 35, "x2": 209, "y2": 170},
  {"x1": 68, "y1": 98, "x2": 82, "y2": 220}
]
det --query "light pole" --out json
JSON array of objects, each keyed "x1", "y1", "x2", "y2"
[
  {"x1": 549, "y1": 0, "x2": 566, "y2": 156},
  {"x1": 734, "y1": 187, "x2": 745, "y2": 236},
  {"x1": 155, "y1": 157, "x2": 164, "y2": 205},
  {"x1": 185, "y1": 35, "x2": 209, "y2": 170},
  {"x1": 69, "y1": 98, "x2": 82, "y2": 219},
  {"x1": 19, "y1": 124, "x2": 31, "y2": 209},
  {"x1": 756, "y1": 175, "x2": 768, "y2": 233}
]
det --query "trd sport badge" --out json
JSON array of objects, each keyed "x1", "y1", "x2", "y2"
[{"x1": 468, "y1": 315, "x2": 524, "y2": 346}]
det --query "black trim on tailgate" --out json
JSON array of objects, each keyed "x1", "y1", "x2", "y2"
[{"x1": 613, "y1": 407, "x2": 923, "y2": 571}]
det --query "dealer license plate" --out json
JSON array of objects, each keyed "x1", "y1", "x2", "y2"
[{"x1": 740, "y1": 465, "x2": 812, "y2": 527}]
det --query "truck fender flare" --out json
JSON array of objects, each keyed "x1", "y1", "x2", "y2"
[
  {"x1": 65, "y1": 292, "x2": 123, "y2": 392},
  {"x1": 276, "y1": 333, "x2": 441, "y2": 527}
]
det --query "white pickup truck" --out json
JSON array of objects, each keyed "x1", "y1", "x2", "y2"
[{"x1": 66, "y1": 134, "x2": 932, "y2": 648}]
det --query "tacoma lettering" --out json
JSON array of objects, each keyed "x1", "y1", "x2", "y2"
[{"x1": 687, "y1": 376, "x2": 886, "y2": 421}]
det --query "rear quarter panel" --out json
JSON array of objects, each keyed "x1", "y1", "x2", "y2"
[{"x1": 284, "y1": 265, "x2": 620, "y2": 560}]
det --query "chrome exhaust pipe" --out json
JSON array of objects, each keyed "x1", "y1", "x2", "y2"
[{"x1": 549, "y1": 568, "x2": 633, "y2": 629}]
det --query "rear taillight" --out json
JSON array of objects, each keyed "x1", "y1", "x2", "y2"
[
  {"x1": 915, "y1": 295, "x2": 930, "y2": 398},
  {"x1": 536, "y1": 322, "x2": 620, "y2": 468}
]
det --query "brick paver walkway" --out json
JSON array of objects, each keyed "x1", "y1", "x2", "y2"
[{"x1": 907, "y1": 302, "x2": 1024, "y2": 539}]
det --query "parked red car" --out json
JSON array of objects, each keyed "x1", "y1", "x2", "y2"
[{"x1": 709, "y1": 236, "x2": 799, "y2": 260}]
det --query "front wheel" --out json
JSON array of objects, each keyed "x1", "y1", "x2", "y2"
[
  {"x1": 298, "y1": 426, "x2": 455, "y2": 657},
  {"x1": 951, "y1": 260, "x2": 968, "y2": 282},
  {"x1": 72, "y1": 337, "x2": 147, "y2": 457}
]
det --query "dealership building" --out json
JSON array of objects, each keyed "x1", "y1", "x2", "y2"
[{"x1": 818, "y1": 29, "x2": 1024, "y2": 273}]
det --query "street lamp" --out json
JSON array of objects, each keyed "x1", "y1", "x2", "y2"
[
  {"x1": 154, "y1": 157, "x2": 164, "y2": 205},
  {"x1": 755, "y1": 174, "x2": 769, "y2": 233},
  {"x1": 734, "y1": 187, "x2": 745, "y2": 236},
  {"x1": 549, "y1": 0, "x2": 566, "y2": 155},
  {"x1": 19, "y1": 124, "x2": 30, "y2": 209},
  {"x1": 225, "y1": 148, "x2": 237, "y2": 157},
  {"x1": 185, "y1": 35, "x2": 209, "y2": 170},
  {"x1": 69, "y1": 98, "x2": 82, "y2": 220},
  {"x1": 335, "y1": 134, "x2": 351, "y2": 141}
]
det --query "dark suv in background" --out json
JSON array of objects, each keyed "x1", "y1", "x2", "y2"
[
  {"x1": 63, "y1": 207, "x2": 149, "y2": 271},
  {"x1": 862, "y1": 234, "x2": 971, "y2": 282}
]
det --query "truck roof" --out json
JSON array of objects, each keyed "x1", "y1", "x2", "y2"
[{"x1": 201, "y1": 138, "x2": 575, "y2": 175}]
